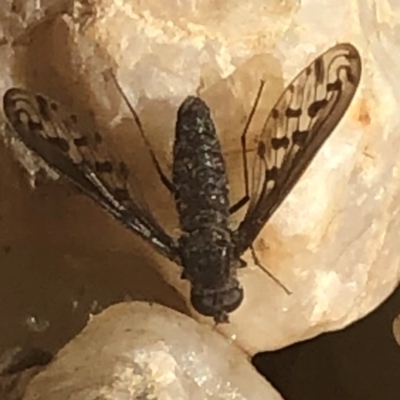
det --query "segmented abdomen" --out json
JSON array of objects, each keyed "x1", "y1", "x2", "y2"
[{"x1": 172, "y1": 96, "x2": 231, "y2": 233}]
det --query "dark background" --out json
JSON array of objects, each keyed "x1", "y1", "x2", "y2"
[{"x1": 253, "y1": 286, "x2": 400, "y2": 400}]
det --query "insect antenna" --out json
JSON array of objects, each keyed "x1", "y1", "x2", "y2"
[
  {"x1": 250, "y1": 247, "x2": 291, "y2": 294},
  {"x1": 229, "y1": 80, "x2": 265, "y2": 215},
  {"x1": 104, "y1": 70, "x2": 175, "y2": 194}
]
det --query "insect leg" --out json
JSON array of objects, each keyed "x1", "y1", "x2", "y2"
[
  {"x1": 229, "y1": 81, "x2": 266, "y2": 215},
  {"x1": 105, "y1": 70, "x2": 176, "y2": 194},
  {"x1": 229, "y1": 196, "x2": 250, "y2": 214},
  {"x1": 250, "y1": 245, "x2": 291, "y2": 294}
]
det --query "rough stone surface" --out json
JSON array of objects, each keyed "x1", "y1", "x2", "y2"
[
  {"x1": 0, "y1": 0, "x2": 398, "y2": 355},
  {"x1": 22, "y1": 302, "x2": 281, "y2": 400}
]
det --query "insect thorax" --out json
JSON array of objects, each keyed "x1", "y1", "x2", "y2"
[{"x1": 178, "y1": 227, "x2": 244, "y2": 323}]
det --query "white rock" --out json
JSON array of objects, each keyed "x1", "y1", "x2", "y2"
[
  {"x1": 1, "y1": 0, "x2": 399, "y2": 354},
  {"x1": 22, "y1": 302, "x2": 281, "y2": 400}
]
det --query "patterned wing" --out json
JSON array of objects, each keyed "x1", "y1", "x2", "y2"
[
  {"x1": 3, "y1": 88, "x2": 179, "y2": 262},
  {"x1": 234, "y1": 43, "x2": 362, "y2": 255}
]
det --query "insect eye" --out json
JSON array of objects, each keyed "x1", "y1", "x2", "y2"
[{"x1": 190, "y1": 284, "x2": 243, "y2": 323}]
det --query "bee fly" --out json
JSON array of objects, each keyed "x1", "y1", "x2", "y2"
[{"x1": 3, "y1": 43, "x2": 361, "y2": 323}]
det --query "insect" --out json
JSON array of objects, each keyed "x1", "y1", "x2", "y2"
[{"x1": 3, "y1": 43, "x2": 361, "y2": 323}]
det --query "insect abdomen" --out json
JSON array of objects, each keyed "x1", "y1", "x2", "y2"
[{"x1": 172, "y1": 96, "x2": 230, "y2": 233}]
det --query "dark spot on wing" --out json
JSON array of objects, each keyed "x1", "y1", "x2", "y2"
[
  {"x1": 95, "y1": 161, "x2": 113, "y2": 173},
  {"x1": 73, "y1": 136, "x2": 89, "y2": 147},
  {"x1": 257, "y1": 141, "x2": 266, "y2": 157},
  {"x1": 292, "y1": 130, "x2": 308, "y2": 146},
  {"x1": 308, "y1": 99, "x2": 328, "y2": 118},
  {"x1": 265, "y1": 166, "x2": 278, "y2": 181},
  {"x1": 314, "y1": 57, "x2": 324, "y2": 84},
  {"x1": 50, "y1": 102, "x2": 58, "y2": 112},
  {"x1": 35, "y1": 95, "x2": 51, "y2": 121},
  {"x1": 47, "y1": 137, "x2": 70, "y2": 152},
  {"x1": 271, "y1": 136, "x2": 290, "y2": 150},
  {"x1": 271, "y1": 108, "x2": 279, "y2": 119},
  {"x1": 285, "y1": 107, "x2": 302, "y2": 118},
  {"x1": 70, "y1": 114, "x2": 78, "y2": 124},
  {"x1": 327, "y1": 80, "x2": 342, "y2": 92}
]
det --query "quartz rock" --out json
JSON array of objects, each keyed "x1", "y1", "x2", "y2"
[
  {"x1": 22, "y1": 302, "x2": 281, "y2": 400},
  {"x1": 1, "y1": 0, "x2": 399, "y2": 355}
]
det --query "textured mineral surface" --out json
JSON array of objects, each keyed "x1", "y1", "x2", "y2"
[
  {"x1": 22, "y1": 302, "x2": 282, "y2": 400},
  {"x1": 0, "y1": 0, "x2": 397, "y2": 356}
]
